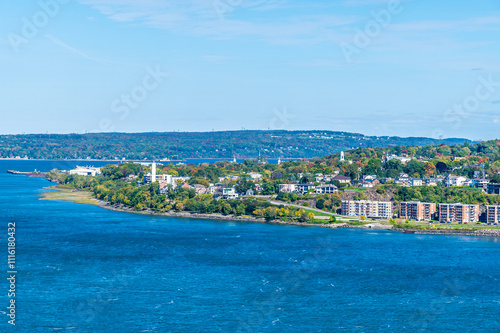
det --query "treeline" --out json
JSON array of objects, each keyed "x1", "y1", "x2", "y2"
[
  {"x1": 46, "y1": 171, "x2": 324, "y2": 223},
  {"x1": 0, "y1": 130, "x2": 466, "y2": 160},
  {"x1": 391, "y1": 185, "x2": 500, "y2": 206}
]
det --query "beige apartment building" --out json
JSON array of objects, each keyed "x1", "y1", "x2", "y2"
[
  {"x1": 400, "y1": 202, "x2": 437, "y2": 221},
  {"x1": 341, "y1": 200, "x2": 392, "y2": 219},
  {"x1": 439, "y1": 203, "x2": 480, "y2": 223},
  {"x1": 486, "y1": 205, "x2": 500, "y2": 224}
]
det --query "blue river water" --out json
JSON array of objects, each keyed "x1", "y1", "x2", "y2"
[{"x1": 0, "y1": 161, "x2": 499, "y2": 332}]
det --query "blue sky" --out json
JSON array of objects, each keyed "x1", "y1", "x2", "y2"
[{"x1": 1, "y1": 0, "x2": 499, "y2": 140}]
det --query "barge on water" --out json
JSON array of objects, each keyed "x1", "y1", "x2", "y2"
[{"x1": 7, "y1": 170, "x2": 47, "y2": 177}]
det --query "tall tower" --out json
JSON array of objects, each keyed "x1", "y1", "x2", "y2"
[
  {"x1": 152, "y1": 162, "x2": 157, "y2": 182},
  {"x1": 340, "y1": 151, "x2": 345, "y2": 162}
]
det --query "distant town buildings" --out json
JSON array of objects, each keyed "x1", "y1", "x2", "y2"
[{"x1": 341, "y1": 200, "x2": 392, "y2": 218}]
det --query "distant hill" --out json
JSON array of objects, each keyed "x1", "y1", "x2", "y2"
[{"x1": 0, "y1": 130, "x2": 469, "y2": 160}]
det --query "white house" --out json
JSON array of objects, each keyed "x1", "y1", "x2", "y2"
[
  {"x1": 223, "y1": 187, "x2": 239, "y2": 199},
  {"x1": 69, "y1": 166, "x2": 101, "y2": 177},
  {"x1": 446, "y1": 175, "x2": 468, "y2": 187},
  {"x1": 248, "y1": 172, "x2": 263, "y2": 180},
  {"x1": 315, "y1": 185, "x2": 338, "y2": 194},
  {"x1": 279, "y1": 184, "x2": 297, "y2": 193},
  {"x1": 411, "y1": 178, "x2": 423, "y2": 187},
  {"x1": 386, "y1": 154, "x2": 413, "y2": 164}
]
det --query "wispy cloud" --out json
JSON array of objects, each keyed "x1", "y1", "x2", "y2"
[{"x1": 44, "y1": 34, "x2": 106, "y2": 64}]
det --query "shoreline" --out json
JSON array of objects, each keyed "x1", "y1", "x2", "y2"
[
  {"x1": 97, "y1": 201, "x2": 381, "y2": 230},
  {"x1": 40, "y1": 186, "x2": 500, "y2": 237}
]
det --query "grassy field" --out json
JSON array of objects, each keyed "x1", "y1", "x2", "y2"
[{"x1": 39, "y1": 186, "x2": 98, "y2": 205}]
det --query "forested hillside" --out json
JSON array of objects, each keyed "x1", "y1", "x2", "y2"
[{"x1": 0, "y1": 130, "x2": 467, "y2": 160}]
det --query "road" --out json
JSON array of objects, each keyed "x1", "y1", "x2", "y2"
[{"x1": 266, "y1": 200, "x2": 339, "y2": 217}]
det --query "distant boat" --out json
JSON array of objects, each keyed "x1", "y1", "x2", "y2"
[{"x1": 7, "y1": 170, "x2": 46, "y2": 177}]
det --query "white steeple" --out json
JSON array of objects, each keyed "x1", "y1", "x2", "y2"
[
  {"x1": 152, "y1": 162, "x2": 157, "y2": 182},
  {"x1": 340, "y1": 151, "x2": 345, "y2": 162}
]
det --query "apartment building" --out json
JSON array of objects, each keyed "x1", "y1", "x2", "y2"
[
  {"x1": 341, "y1": 200, "x2": 392, "y2": 218},
  {"x1": 400, "y1": 202, "x2": 437, "y2": 221},
  {"x1": 486, "y1": 205, "x2": 500, "y2": 224},
  {"x1": 439, "y1": 203, "x2": 480, "y2": 223}
]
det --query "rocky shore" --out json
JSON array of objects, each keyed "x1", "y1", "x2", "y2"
[
  {"x1": 98, "y1": 202, "x2": 396, "y2": 230},
  {"x1": 396, "y1": 228, "x2": 500, "y2": 237}
]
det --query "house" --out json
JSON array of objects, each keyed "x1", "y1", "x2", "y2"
[
  {"x1": 209, "y1": 183, "x2": 225, "y2": 197},
  {"x1": 332, "y1": 175, "x2": 351, "y2": 184},
  {"x1": 360, "y1": 181, "x2": 374, "y2": 188},
  {"x1": 423, "y1": 178, "x2": 440, "y2": 186},
  {"x1": 193, "y1": 184, "x2": 207, "y2": 195},
  {"x1": 315, "y1": 185, "x2": 338, "y2": 194},
  {"x1": 385, "y1": 154, "x2": 413, "y2": 164},
  {"x1": 172, "y1": 176, "x2": 191, "y2": 187},
  {"x1": 296, "y1": 183, "x2": 316, "y2": 195},
  {"x1": 145, "y1": 174, "x2": 173, "y2": 185},
  {"x1": 446, "y1": 175, "x2": 468, "y2": 187},
  {"x1": 487, "y1": 183, "x2": 500, "y2": 195},
  {"x1": 411, "y1": 178, "x2": 423, "y2": 187},
  {"x1": 159, "y1": 182, "x2": 170, "y2": 195},
  {"x1": 395, "y1": 175, "x2": 411, "y2": 186},
  {"x1": 279, "y1": 184, "x2": 297, "y2": 193},
  {"x1": 69, "y1": 166, "x2": 101, "y2": 177},
  {"x1": 472, "y1": 178, "x2": 489, "y2": 191},
  {"x1": 248, "y1": 172, "x2": 263, "y2": 180},
  {"x1": 223, "y1": 187, "x2": 239, "y2": 199},
  {"x1": 246, "y1": 189, "x2": 255, "y2": 196},
  {"x1": 380, "y1": 178, "x2": 394, "y2": 184}
]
